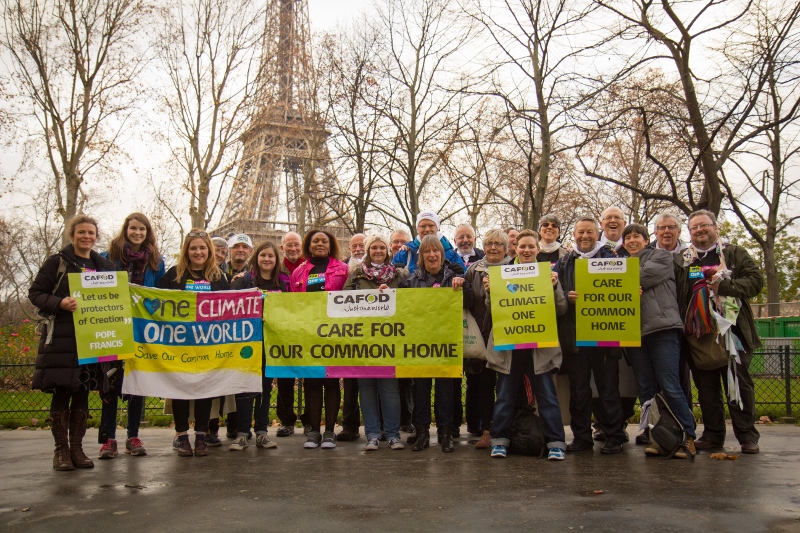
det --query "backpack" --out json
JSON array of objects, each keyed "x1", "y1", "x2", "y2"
[
  {"x1": 509, "y1": 374, "x2": 546, "y2": 457},
  {"x1": 644, "y1": 392, "x2": 695, "y2": 462}
]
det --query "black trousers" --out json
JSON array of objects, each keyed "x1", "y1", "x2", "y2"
[
  {"x1": 341, "y1": 378, "x2": 361, "y2": 432},
  {"x1": 689, "y1": 357, "x2": 759, "y2": 444},
  {"x1": 276, "y1": 378, "x2": 298, "y2": 426},
  {"x1": 173, "y1": 398, "x2": 212, "y2": 433},
  {"x1": 466, "y1": 365, "x2": 496, "y2": 432},
  {"x1": 51, "y1": 388, "x2": 89, "y2": 413},
  {"x1": 398, "y1": 378, "x2": 414, "y2": 427},
  {"x1": 304, "y1": 378, "x2": 341, "y2": 433},
  {"x1": 565, "y1": 348, "x2": 626, "y2": 445}
]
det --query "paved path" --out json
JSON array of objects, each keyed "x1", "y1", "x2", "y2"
[{"x1": 1, "y1": 424, "x2": 799, "y2": 532}]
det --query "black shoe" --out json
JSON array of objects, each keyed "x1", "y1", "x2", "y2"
[
  {"x1": 412, "y1": 428, "x2": 430, "y2": 451},
  {"x1": 276, "y1": 425, "x2": 295, "y2": 437},
  {"x1": 566, "y1": 439, "x2": 593, "y2": 453},
  {"x1": 634, "y1": 432, "x2": 650, "y2": 446},
  {"x1": 600, "y1": 441, "x2": 623, "y2": 454},
  {"x1": 592, "y1": 428, "x2": 606, "y2": 441},
  {"x1": 694, "y1": 436, "x2": 724, "y2": 450},
  {"x1": 206, "y1": 433, "x2": 222, "y2": 447},
  {"x1": 400, "y1": 425, "x2": 416, "y2": 433},
  {"x1": 467, "y1": 427, "x2": 482, "y2": 437},
  {"x1": 451, "y1": 426, "x2": 461, "y2": 438},
  {"x1": 440, "y1": 427, "x2": 454, "y2": 453},
  {"x1": 336, "y1": 429, "x2": 361, "y2": 441}
]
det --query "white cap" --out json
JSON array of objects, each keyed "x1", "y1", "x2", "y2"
[
  {"x1": 416, "y1": 211, "x2": 440, "y2": 230},
  {"x1": 227, "y1": 234, "x2": 253, "y2": 248}
]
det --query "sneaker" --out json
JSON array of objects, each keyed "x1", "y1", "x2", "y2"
[
  {"x1": 491, "y1": 445, "x2": 507, "y2": 458},
  {"x1": 229, "y1": 435, "x2": 249, "y2": 451},
  {"x1": 389, "y1": 438, "x2": 405, "y2": 450},
  {"x1": 644, "y1": 445, "x2": 661, "y2": 457},
  {"x1": 303, "y1": 424, "x2": 312, "y2": 436},
  {"x1": 600, "y1": 440, "x2": 623, "y2": 454},
  {"x1": 276, "y1": 425, "x2": 295, "y2": 437},
  {"x1": 98, "y1": 439, "x2": 118, "y2": 459},
  {"x1": 206, "y1": 433, "x2": 222, "y2": 447},
  {"x1": 256, "y1": 434, "x2": 277, "y2": 449},
  {"x1": 124, "y1": 437, "x2": 147, "y2": 456},
  {"x1": 548, "y1": 448, "x2": 566, "y2": 461},
  {"x1": 364, "y1": 438, "x2": 380, "y2": 451},
  {"x1": 304, "y1": 431, "x2": 322, "y2": 449},
  {"x1": 321, "y1": 431, "x2": 337, "y2": 449}
]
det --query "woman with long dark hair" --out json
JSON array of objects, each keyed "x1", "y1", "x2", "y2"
[{"x1": 98, "y1": 213, "x2": 165, "y2": 459}]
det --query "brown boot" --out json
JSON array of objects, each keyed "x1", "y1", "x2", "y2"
[
  {"x1": 675, "y1": 437, "x2": 696, "y2": 459},
  {"x1": 51, "y1": 411, "x2": 74, "y2": 471},
  {"x1": 69, "y1": 409, "x2": 95, "y2": 468}
]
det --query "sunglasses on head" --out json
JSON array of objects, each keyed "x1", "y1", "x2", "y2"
[{"x1": 187, "y1": 231, "x2": 209, "y2": 238}]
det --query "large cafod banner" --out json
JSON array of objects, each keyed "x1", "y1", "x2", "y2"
[
  {"x1": 122, "y1": 286, "x2": 263, "y2": 399},
  {"x1": 69, "y1": 272, "x2": 134, "y2": 365},
  {"x1": 575, "y1": 257, "x2": 641, "y2": 347},
  {"x1": 263, "y1": 288, "x2": 463, "y2": 378}
]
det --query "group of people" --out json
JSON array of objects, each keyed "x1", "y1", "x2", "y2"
[{"x1": 29, "y1": 204, "x2": 763, "y2": 470}]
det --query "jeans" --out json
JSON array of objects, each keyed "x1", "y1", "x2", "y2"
[
  {"x1": 102, "y1": 394, "x2": 145, "y2": 440},
  {"x1": 235, "y1": 375, "x2": 272, "y2": 435},
  {"x1": 304, "y1": 378, "x2": 341, "y2": 433},
  {"x1": 276, "y1": 378, "x2": 298, "y2": 426},
  {"x1": 359, "y1": 378, "x2": 401, "y2": 440},
  {"x1": 415, "y1": 378, "x2": 453, "y2": 429},
  {"x1": 565, "y1": 347, "x2": 626, "y2": 445},
  {"x1": 491, "y1": 352, "x2": 566, "y2": 450},
  {"x1": 627, "y1": 329, "x2": 696, "y2": 438},
  {"x1": 689, "y1": 355, "x2": 759, "y2": 444},
  {"x1": 173, "y1": 398, "x2": 212, "y2": 433}
]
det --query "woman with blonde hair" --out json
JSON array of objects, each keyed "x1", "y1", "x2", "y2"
[{"x1": 159, "y1": 229, "x2": 230, "y2": 457}]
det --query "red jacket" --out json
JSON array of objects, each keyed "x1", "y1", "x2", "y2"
[{"x1": 289, "y1": 257, "x2": 348, "y2": 292}]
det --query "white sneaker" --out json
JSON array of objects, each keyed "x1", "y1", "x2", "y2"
[
  {"x1": 364, "y1": 438, "x2": 380, "y2": 451},
  {"x1": 389, "y1": 438, "x2": 405, "y2": 450},
  {"x1": 256, "y1": 434, "x2": 277, "y2": 449},
  {"x1": 229, "y1": 435, "x2": 248, "y2": 451},
  {"x1": 321, "y1": 431, "x2": 337, "y2": 449}
]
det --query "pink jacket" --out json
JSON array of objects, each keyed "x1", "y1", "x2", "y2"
[{"x1": 289, "y1": 257, "x2": 349, "y2": 292}]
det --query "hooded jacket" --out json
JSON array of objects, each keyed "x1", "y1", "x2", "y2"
[{"x1": 392, "y1": 236, "x2": 466, "y2": 274}]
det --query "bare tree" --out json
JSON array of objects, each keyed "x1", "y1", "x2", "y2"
[
  {"x1": 316, "y1": 22, "x2": 390, "y2": 233},
  {"x1": 157, "y1": 0, "x2": 266, "y2": 230},
  {"x1": 595, "y1": 0, "x2": 800, "y2": 216},
  {"x1": 720, "y1": 0, "x2": 800, "y2": 315},
  {"x1": 464, "y1": 0, "x2": 625, "y2": 229},
  {"x1": 1, "y1": 0, "x2": 149, "y2": 243},
  {"x1": 371, "y1": 0, "x2": 472, "y2": 234}
]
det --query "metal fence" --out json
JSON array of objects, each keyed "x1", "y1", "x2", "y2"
[{"x1": 2, "y1": 343, "x2": 799, "y2": 428}]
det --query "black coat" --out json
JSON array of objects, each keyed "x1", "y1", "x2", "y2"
[
  {"x1": 29, "y1": 245, "x2": 117, "y2": 392},
  {"x1": 399, "y1": 261, "x2": 474, "y2": 309},
  {"x1": 159, "y1": 266, "x2": 230, "y2": 291}
]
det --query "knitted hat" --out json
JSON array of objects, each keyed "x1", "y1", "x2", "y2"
[{"x1": 416, "y1": 210, "x2": 440, "y2": 230}]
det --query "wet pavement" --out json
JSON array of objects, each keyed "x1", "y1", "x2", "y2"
[{"x1": 1, "y1": 424, "x2": 799, "y2": 532}]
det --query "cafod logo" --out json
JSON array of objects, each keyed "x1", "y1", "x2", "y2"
[
  {"x1": 80, "y1": 272, "x2": 117, "y2": 288},
  {"x1": 500, "y1": 263, "x2": 540, "y2": 280},
  {"x1": 327, "y1": 289, "x2": 397, "y2": 317},
  {"x1": 587, "y1": 258, "x2": 627, "y2": 274}
]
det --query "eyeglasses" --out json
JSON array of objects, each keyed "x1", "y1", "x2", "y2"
[
  {"x1": 484, "y1": 241, "x2": 505, "y2": 249},
  {"x1": 187, "y1": 231, "x2": 209, "y2": 238},
  {"x1": 688, "y1": 223, "x2": 715, "y2": 233},
  {"x1": 656, "y1": 225, "x2": 678, "y2": 232},
  {"x1": 540, "y1": 222, "x2": 559, "y2": 229}
]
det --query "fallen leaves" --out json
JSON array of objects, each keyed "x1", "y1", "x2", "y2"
[{"x1": 709, "y1": 453, "x2": 739, "y2": 460}]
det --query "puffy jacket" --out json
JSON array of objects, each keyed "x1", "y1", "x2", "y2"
[
  {"x1": 289, "y1": 257, "x2": 348, "y2": 292},
  {"x1": 674, "y1": 243, "x2": 762, "y2": 355},
  {"x1": 392, "y1": 236, "x2": 466, "y2": 274},
  {"x1": 344, "y1": 265, "x2": 408, "y2": 290},
  {"x1": 101, "y1": 251, "x2": 165, "y2": 288},
  {"x1": 29, "y1": 245, "x2": 117, "y2": 392},
  {"x1": 637, "y1": 248, "x2": 683, "y2": 336},
  {"x1": 399, "y1": 261, "x2": 474, "y2": 309},
  {"x1": 554, "y1": 247, "x2": 618, "y2": 354}
]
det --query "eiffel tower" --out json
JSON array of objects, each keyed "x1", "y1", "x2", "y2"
[{"x1": 214, "y1": 0, "x2": 346, "y2": 245}]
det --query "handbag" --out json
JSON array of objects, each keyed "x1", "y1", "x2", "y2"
[
  {"x1": 463, "y1": 310, "x2": 487, "y2": 359},
  {"x1": 686, "y1": 332, "x2": 729, "y2": 370}
]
